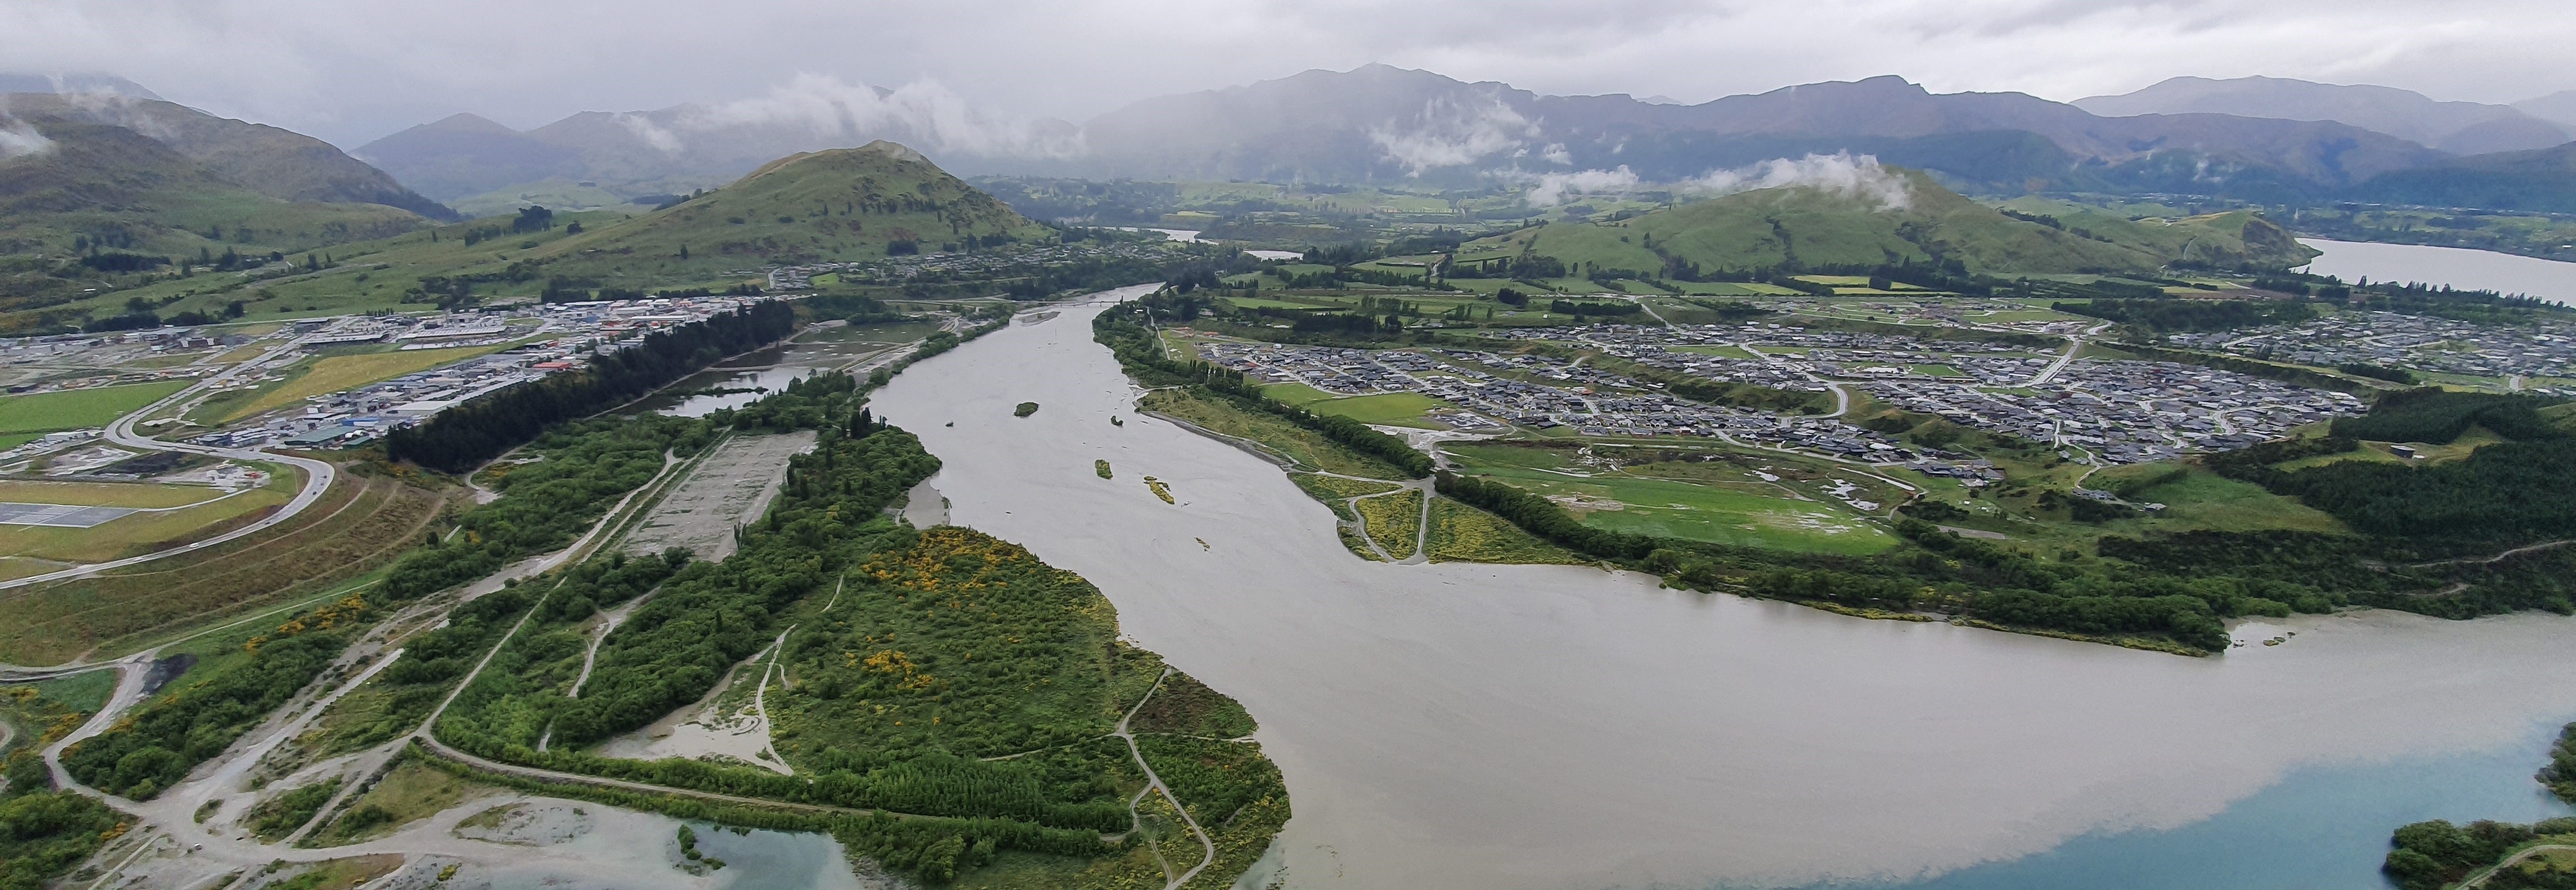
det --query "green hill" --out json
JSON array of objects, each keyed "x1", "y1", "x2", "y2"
[
  {"x1": 0, "y1": 114, "x2": 430, "y2": 329},
  {"x1": 521, "y1": 141, "x2": 1048, "y2": 284},
  {"x1": 1457, "y1": 170, "x2": 2315, "y2": 279},
  {"x1": 0, "y1": 140, "x2": 1054, "y2": 328}
]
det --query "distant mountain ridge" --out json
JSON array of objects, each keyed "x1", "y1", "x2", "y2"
[
  {"x1": 4, "y1": 93, "x2": 456, "y2": 220},
  {"x1": 357, "y1": 65, "x2": 2481, "y2": 209},
  {"x1": 2075, "y1": 76, "x2": 2572, "y2": 155}
]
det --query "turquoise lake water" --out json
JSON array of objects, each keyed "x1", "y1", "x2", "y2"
[{"x1": 1817, "y1": 719, "x2": 2576, "y2": 890}]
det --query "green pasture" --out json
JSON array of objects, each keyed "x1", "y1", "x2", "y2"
[{"x1": 0, "y1": 381, "x2": 190, "y2": 435}]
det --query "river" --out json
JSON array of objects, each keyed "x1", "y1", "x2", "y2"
[
  {"x1": 865, "y1": 286, "x2": 2576, "y2": 890},
  {"x1": 2299, "y1": 238, "x2": 2576, "y2": 305}
]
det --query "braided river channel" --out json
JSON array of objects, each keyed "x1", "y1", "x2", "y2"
[{"x1": 864, "y1": 286, "x2": 2576, "y2": 890}]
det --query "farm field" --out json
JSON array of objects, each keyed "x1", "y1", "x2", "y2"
[
  {"x1": 0, "y1": 381, "x2": 190, "y2": 435},
  {"x1": 221, "y1": 344, "x2": 506, "y2": 422}
]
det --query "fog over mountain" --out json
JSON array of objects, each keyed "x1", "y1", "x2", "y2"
[
  {"x1": 2076, "y1": 76, "x2": 2572, "y2": 155},
  {"x1": 354, "y1": 65, "x2": 2464, "y2": 209}
]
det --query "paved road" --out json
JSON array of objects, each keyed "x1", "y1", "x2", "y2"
[
  {"x1": 0, "y1": 343, "x2": 338, "y2": 593},
  {"x1": 2025, "y1": 321, "x2": 2115, "y2": 387}
]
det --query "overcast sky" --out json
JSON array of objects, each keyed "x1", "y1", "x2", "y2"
[{"x1": 4, "y1": 0, "x2": 2570, "y2": 148}]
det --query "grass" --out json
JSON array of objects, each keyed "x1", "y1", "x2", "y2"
[
  {"x1": 1910, "y1": 364, "x2": 1967, "y2": 377},
  {"x1": 248, "y1": 777, "x2": 343, "y2": 841},
  {"x1": 0, "y1": 381, "x2": 190, "y2": 434},
  {"x1": 1300, "y1": 392, "x2": 1447, "y2": 428},
  {"x1": 262, "y1": 854, "x2": 404, "y2": 890},
  {"x1": 0, "y1": 486, "x2": 289, "y2": 564},
  {"x1": 0, "y1": 480, "x2": 231, "y2": 509},
  {"x1": 222, "y1": 345, "x2": 505, "y2": 422},
  {"x1": 1139, "y1": 389, "x2": 1411, "y2": 478},
  {"x1": 1424, "y1": 499, "x2": 1591, "y2": 565},
  {"x1": 1354, "y1": 490, "x2": 1422, "y2": 559},
  {"x1": 0, "y1": 473, "x2": 443, "y2": 665},
  {"x1": 1445, "y1": 443, "x2": 1900, "y2": 556},
  {"x1": 310, "y1": 758, "x2": 492, "y2": 846},
  {"x1": 1257, "y1": 382, "x2": 1338, "y2": 406},
  {"x1": 2112, "y1": 469, "x2": 2347, "y2": 535}
]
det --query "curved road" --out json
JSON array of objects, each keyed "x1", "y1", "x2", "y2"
[{"x1": 0, "y1": 344, "x2": 338, "y2": 593}]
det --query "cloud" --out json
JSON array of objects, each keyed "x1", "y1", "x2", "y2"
[
  {"x1": 1512, "y1": 166, "x2": 1639, "y2": 207},
  {"x1": 1368, "y1": 95, "x2": 1538, "y2": 175},
  {"x1": 1682, "y1": 152, "x2": 1913, "y2": 209},
  {"x1": 681, "y1": 73, "x2": 1082, "y2": 159},
  {"x1": 0, "y1": 115, "x2": 52, "y2": 159},
  {"x1": 0, "y1": 0, "x2": 2570, "y2": 148},
  {"x1": 616, "y1": 113, "x2": 682, "y2": 154}
]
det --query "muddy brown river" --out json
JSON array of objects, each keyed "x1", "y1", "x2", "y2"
[{"x1": 862, "y1": 286, "x2": 2576, "y2": 890}]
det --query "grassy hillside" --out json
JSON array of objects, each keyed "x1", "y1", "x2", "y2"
[
  {"x1": 3, "y1": 141, "x2": 1051, "y2": 327},
  {"x1": 4, "y1": 93, "x2": 453, "y2": 220},
  {"x1": 1457, "y1": 170, "x2": 2315, "y2": 279},
  {"x1": 0, "y1": 116, "x2": 430, "y2": 329},
  {"x1": 518, "y1": 140, "x2": 1049, "y2": 284},
  {"x1": 1995, "y1": 197, "x2": 2322, "y2": 268}
]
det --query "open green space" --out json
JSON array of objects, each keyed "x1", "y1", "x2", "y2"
[
  {"x1": 0, "y1": 486, "x2": 290, "y2": 564},
  {"x1": 0, "y1": 381, "x2": 189, "y2": 434},
  {"x1": 1443, "y1": 444, "x2": 1896, "y2": 556},
  {"x1": 1139, "y1": 388, "x2": 1412, "y2": 478},
  {"x1": 1300, "y1": 392, "x2": 1447, "y2": 428}
]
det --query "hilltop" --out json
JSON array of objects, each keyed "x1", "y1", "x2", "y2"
[
  {"x1": 517, "y1": 140, "x2": 1048, "y2": 282},
  {"x1": 1456, "y1": 169, "x2": 2315, "y2": 279}
]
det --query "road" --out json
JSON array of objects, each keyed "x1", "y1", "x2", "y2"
[
  {"x1": 2025, "y1": 321, "x2": 2115, "y2": 387},
  {"x1": 0, "y1": 343, "x2": 338, "y2": 592}
]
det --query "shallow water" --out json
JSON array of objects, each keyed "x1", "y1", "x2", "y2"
[
  {"x1": 2300, "y1": 238, "x2": 2576, "y2": 305},
  {"x1": 458, "y1": 801, "x2": 862, "y2": 890},
  {"x1": 661, "y1": 327, "x2": 911, "y2": 416},
  {"x1": 866, "y1": 286, "x2": 2576, "y2": 890}
]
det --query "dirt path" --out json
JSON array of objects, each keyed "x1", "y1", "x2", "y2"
[
  {"x1": 1113, "y1": 669, "x2": 1217, "y2": 890},
  {"x1": 2406, "y1": 538, "x2": 2576, "y2": 568}
]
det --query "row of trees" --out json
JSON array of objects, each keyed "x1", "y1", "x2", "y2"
[
  {"x1": 2054, "y1": 297, "x2": 2320, "y2": 332},
  {"x1": 1095, "y1": 298, "x2": 1433, "y2": 477},
  {"x1": 385, "y1": 300, "x2": 794, "y2": 472}
]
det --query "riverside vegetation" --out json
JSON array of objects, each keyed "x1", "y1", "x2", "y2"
[
  {"x1": 426, "y1": 371, "x2": 1289, "y2": 887},
  {"x1": 2381, "y1": 723, "x2": 2576, "y2": 890},
  {"x1": 37, "y1": 305, "x2": 1286, "y2": 887},
  {"x1": 1098, "y1": 289, "x2": 2576, "y2": 655}
]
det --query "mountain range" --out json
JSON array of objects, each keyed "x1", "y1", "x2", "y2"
[
  {"x1": 3, "y1": 92, "x2": 453, "y2": 220},
  {"x1": 348, "y1": 66, "x2": 2576, "y2": 214},
  {"x1": 2075, "y1": 76, "x2": 2572, "y2": 155}
]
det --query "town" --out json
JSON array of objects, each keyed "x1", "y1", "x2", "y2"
[{"x1": 1191, "y1": 318, "x2": 2369, "y2": 469}]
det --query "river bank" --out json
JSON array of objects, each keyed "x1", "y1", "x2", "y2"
[{"x1": 866, "y1": 291, "x2": 2576, "y2": 890}]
